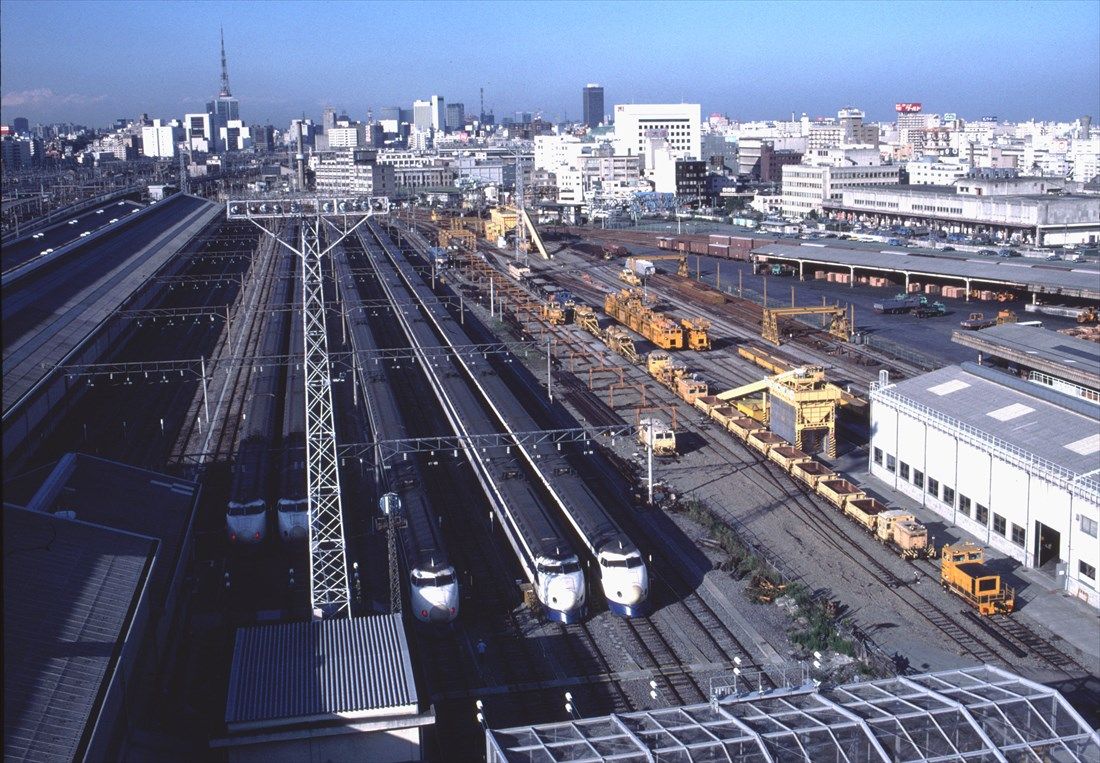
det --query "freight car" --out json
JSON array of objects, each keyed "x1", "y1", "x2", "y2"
[{"x1": 940, "y1": 542, "x2": 1014, "y2": 615}]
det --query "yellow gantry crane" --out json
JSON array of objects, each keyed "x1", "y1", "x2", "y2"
[{"x1": 762, "y1": 305, "x2": 851, "y2": 346}]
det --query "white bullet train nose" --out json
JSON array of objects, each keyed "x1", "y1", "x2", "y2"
[
  {"x1": 547, "y1": 578, "x2": 580, "y2": 611},
  {"x1": 616, "y1": 584, "x2": 645, "y2": 606}
]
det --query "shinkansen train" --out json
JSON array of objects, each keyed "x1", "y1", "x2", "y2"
[
  {"x1": 365, "y1": 221, "x2": 648, "y2": 619},
  {"x1": 336, "y1": 246, "x2": 460, "y2": 623}
]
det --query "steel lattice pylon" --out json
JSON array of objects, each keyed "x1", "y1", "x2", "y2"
[
  {"x1": 228, "y1": 196, "x2": 386, "y2": 619},
  {"x1": 299, "y1": 217, "x2": 351, "y2": 617}
]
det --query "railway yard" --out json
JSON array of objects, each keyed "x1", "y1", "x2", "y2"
[{"x1": 3, "y1": 197, "x2": 1098, "y2": 761}]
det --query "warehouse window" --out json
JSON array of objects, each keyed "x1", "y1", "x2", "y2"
[
  {"x1": 942, "y1": 486, "x2": 955, "y2": 507},
  {"x1": 899, "y1": 462, "x2": 910, "y2": 481},
  {"x1": 886, "y1": 454, "x2": 896, "y2": 473},
  {"x1": 1011, "y1": 524, "x2": 1025, "y2": 547},
  {"x1": 1082, "y1": 516, "x2": 1098, "y2": 538},
  {"x1": 959, "y1": 495, "x2": 971, "y2": 517},
  {"x1": 927, "y1": 477, "x2": 939, "y2": 499},
  {"x1": 913, "y1": 470, "x2": 924, "y2": 489},
  {"x1": 1081, "y1": 560, "x2": 1096, "y2": 581},
  {"x1": 976, "y1": 504, "x2": 989, "y2": 525},
  {"x1": 873, "y1": 447, "x2": 882, "y2": 466},
  {"x1": 993, "y1": 513, "x2": 1006, "y2": 536}
]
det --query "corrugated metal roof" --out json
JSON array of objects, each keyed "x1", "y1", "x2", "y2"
[
  {"x1": 3, "y1": 507, "x2": 156, "y2": 763},
  {"x1": 874, "y1": 364, "x2": 1100, "y2": 492},
  {"x1": 755, "y1": 243, "x2": 1100, "y2": 298},
  {"x1": 952, "y1": 323, "x2": 1100, "y2": 390},
  {"x1": 225, "y1": 614, "x2": 418, "y2": 726}
]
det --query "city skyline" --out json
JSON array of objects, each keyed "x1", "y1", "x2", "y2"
[{"x1": 1, "y1": 0, "x2": 1098, "y2": 127}]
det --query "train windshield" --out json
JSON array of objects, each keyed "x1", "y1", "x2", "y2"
[
  {"x1": 412, "y1": 573, "x2": 455, "y2": 588},
  {"x1": 537, "y1": 560, "x2": 581, "y2": 574},
  {"x1": 602, "y1": 555, "x2": 644, "y2": 569}
]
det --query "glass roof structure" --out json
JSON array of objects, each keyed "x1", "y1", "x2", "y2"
[{"x1": 486, "y1": 666, "x2": 1100, "y2": 762}]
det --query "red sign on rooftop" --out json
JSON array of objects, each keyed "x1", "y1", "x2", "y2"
[{"x1": 895, "y1": 103, "x2": 923, "y2": 113}]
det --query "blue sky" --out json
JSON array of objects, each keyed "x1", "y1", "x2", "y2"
[{"x1": 1, "y1": 0, "x2": 1097, "y2": 127}]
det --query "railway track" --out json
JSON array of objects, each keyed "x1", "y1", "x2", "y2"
[
  {"x1": 395, "y1": 220, "x2": 781, "y2": 696},
  {"x1": 346, "y1": 227, "x2": 609, "y2": 730}
]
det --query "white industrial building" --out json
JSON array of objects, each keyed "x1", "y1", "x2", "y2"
[{"x1": 869, "y1": 363, "x2": 1100, "y2": 609}]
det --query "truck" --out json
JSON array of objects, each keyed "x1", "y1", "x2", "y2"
[
  {"x1": 959, "y1": 312, "x2": 997, "y2": 330},
  {"x1": 874, "y1": 294, "x2": 925, "y2": 314},
  {"x1": 913, "y1": 301, "x2": 946, "y2": 318}
]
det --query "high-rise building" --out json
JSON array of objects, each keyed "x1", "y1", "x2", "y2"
[
  {"x1": 413, "y1": 100, "x2": 433, "y2": 131},
  {"x1": 12, "y1": 117, "x2": 29, "y2": 135},
  {"x1": 430, "y1": 95, "x2": 445, "y2": 132},
  {"x1": 582, "y1": 84, "x2": 604, "y2": 129},
  {"x1": 379, "y1": 106, "x2": 401, "y2": 134},
  {"x1": 322, "y1": 106, "x2": 337, "y2": 132},
  {"x1": 445, "y1": 103, "x2": 465, "y2": 132}
]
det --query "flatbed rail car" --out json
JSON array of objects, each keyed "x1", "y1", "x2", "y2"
[
  {"x1": 372, "y1": 220, "x2": 650, "y2": 617},
  {"x1": 335, "y1": 247, "x2": 460, "y2": 624},
  {"x1": 940, "y1": 542, "x2": 1015, "y2": 615}
]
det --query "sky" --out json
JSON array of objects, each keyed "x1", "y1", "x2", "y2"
[{"x1": 1, "y1": 0, "x2": 1098, "y2": 128}]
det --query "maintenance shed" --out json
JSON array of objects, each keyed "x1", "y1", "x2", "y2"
[
  {"x1": 216, "y1": 614, "x2": 431, "y2": 762},
  {"x1": 486, "y1": 665, "x2": 1099, "y2": 762},
  {"x1": 869, "y1": 363, "x2": 1100, "y2": 608},
  {"x1": 951, "y1": 323, "x2": 1100, "y2": 399}
]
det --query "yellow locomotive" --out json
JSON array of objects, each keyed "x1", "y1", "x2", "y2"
[{"x1": 940, "y1": 542, "x2": 1015, "y2": 615}]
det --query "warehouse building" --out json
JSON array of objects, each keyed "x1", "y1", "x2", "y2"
[
  {"x1": 826, "y1": 176, "x2": 1100, "y2": 246},
  {"x1": 869, "y1": 363, "x2": 1100, "y2": 608}
]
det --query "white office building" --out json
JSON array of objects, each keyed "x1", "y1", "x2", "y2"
[
  {"x1": 906, "y1": 157, "x2": 972, "y2": 185},
  {"x1": 869, "y1": 364, "x2": 1100, "y2": 609},
  {"x1": 327, "y1": 125, "x2": 366, "y2": 149},
  {"x1": 140, "y1": 119, "x2": 184, "y2": 158},
  {"x1": 311, "y1": 150, "x2": 396, "y2": 197},
  {"x1": 218, "y1": 119, "x2": 252, "y2": 152},
  {"x1": 184, "y1": 112, "x2": 216, "y2": 153},
  {"x1": 412, "y1": 100, "x2": 433, "y2": 132},
  {"x1": 613, "y1": 103, "x2": 702, "y2": 170},
  {"x1": 781, "y1": 162, "x2": 900, "y2": 216},
  {"x1": 430, "y1": 95, "x2": 445, "y2": 132}
]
